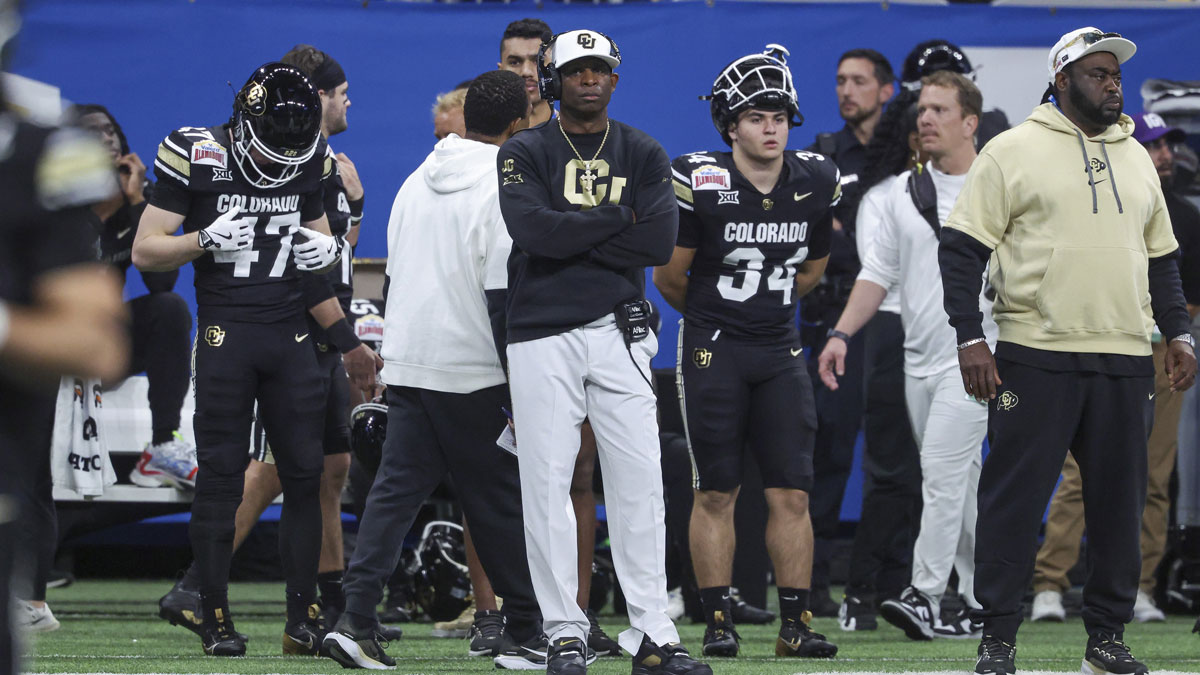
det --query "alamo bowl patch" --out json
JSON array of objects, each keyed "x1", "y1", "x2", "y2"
[
  {"x1": 354, "y1": 313, "x2": 385, "y2": 344},
  {"x1": 191, "y1": 140, "x2": 228, "y2": 169},
  {"x1": 691, "y1": 165, "x2": 731, "y2": 191}
]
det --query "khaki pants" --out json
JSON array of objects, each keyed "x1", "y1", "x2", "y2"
[{"x1": 1032, "y1": 341, "x2": 1182, "y2": 595}]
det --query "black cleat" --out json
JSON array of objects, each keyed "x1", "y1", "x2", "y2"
[
  {"x1": 809, "y1": 587, "x2": 841, "y2": 618},
  {"x1": 547, "y1": 636, "x2": 589, "y2": 675},
  {"x1": 493, "y1": 632, "x2": 549, "y2": 670},
  {"x1": 776, "y1": 613, "x2": 838, "y2": 658},
  {"x1": 200, "y1": 611, "x2": 246, "y2": 658},
  {"x1": 632, "y1": 637, "x2": 713, "y2": 675},
  {"x1": 975, "y1": 634, "x2": 1016, "y2": 675},
  {"x1": 1083, "y1": 634, "x2": 1149, "y2": 675},
  {"x1": 701, "y1": 614, "x2": 740, "y2": 657},
  {"x1": 467, "y1": 609, "x2": 506, "y2": 657},
  {"x1": 728, "y1": 587, "x2": 775, "y2": 625},
  {"x1": 585, "y1": 609, "x2": 621, "y2": 657},
  {"x1": 323, "y1": 614, "x2": 396, "y2": 670},
  {"x1": 375, "y1": 623, "x2": 403, "y2": 642},
  {"x1": 284, "y1": 608, "x2": 329, "y2": 656},
  {"x1": 880, "y1": 586, "x2": 936, "y2": 641},
  {"x1": 159, "y1": 577, "x2": 205, "y2": 638}
]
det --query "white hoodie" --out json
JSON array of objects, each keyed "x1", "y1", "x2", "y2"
[{"x1": 380, "y1": 135, "x2": 512, "y2": 393}]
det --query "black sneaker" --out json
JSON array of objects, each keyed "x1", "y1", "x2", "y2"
[
  {"x1": 1083, "y1": 634, "x2": 1149, "y2": 675},
  {"x1": 728, "y1": 587, "x2": 775, "y2": 625},
  {"x1": 632, "y1": 637, "x2": 713, "y2": 675},
  {"x1": 547, "y1": 636, "x2": 589, "y2": 675},
  {"x1": 934, "y1": 606, "x2": 982, "y2": 640},
  {"x1": 375, "y1": 623, "x2": 403, "y2": 642},
  {"x1": 775, "y1": 613, "x2": 837, "y2": 658},
  {"x1": 809, "y1": 587, "x2": 841, "y2": 618},
  {"x1": 585, "y1": 609, "x2": 621, "y2": 657},
  {"x1": 323, "y1": 614, "x2": 396, "y2": 670},
  {"x1": 494, "y1": 633, "x2": 549, "y2": 670},
  {"x1": 200, "y1": 612, "x2": 246, "y2": 657},
  {"x1": 467, "y1": 609, "x2": 506, "y2": 657},
  {"x1": 975, "y1": 634, "x2": 1016, "y2": 675},
  {"x1": 880, "y1": 586, "x2": 936, "y2": 641},
  {"x1": 284, "y1": 606, "x2": 329, "y2": 656},
  {"x1": 701, "y1": 611, "x2": 740, "y2": 657},
  {"x1": 838, "y1": 595, "x2": 877, "y2": 631}
]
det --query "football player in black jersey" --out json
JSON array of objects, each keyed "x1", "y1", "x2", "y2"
[
  {"x1": 133, "y1": 62, "x2": 345, "y2": 656},
  {"x1": 653, "y1": 44, "x2": 840, "y2": 660}
]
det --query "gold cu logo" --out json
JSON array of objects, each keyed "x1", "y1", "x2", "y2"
[
  {"x1": 693, "y1": 348, "x2": 712, "y2": 369},
  {"x1": 204, "y1": 325, "x2": 226, "y2": 348},
  {"x1": 502, "y1": 158, "x2": 515, "y2": 173},
  {"x1": 997, "y1": 391, "x2": 1019, "y2": 411},
  {"x1": 564, "y1": 159, "x2": 627, "y2": 209},
  {"x1": 244, "y1": 82, "x2": 267, "y2": 116},
  {"x1": 577, "y1": 33, "x2": 596, "y2": 49}
]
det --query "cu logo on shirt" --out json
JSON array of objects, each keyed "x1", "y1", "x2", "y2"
[{"x1": 563, "y1": 159, "x2": 628, "y2": 209}]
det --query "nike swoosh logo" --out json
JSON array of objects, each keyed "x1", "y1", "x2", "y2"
[
  {"x1": 1149, "y1": 392, "x2": 1155, "y2": 400},
  {"x1": 116, "y1": 227, "x2": 133, "y2": 239},
  {"x1": 295, "y1": 333, "x2": 309, "y2": 342},
  {"x1": 781, "y1": 595, "x2": 799, "y2": 601},
  {"x1": 794, "y1": 192, "x2": 812, "y2": 202},
  {"x1": 288, "y1": 634, "x2": 315, "y2": 650},
  {"x1": 214, "y1": 231, "x2": 232, "y2": 240},
  {"x1": 790, "y1": 348, "x2": 803, "y2": 357}
]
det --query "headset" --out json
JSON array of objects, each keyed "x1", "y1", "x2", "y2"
[{"x1": 537, "y1": 30, "x2": 621, "y2": 104}]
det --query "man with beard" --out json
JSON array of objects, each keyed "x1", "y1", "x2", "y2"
[
  {"x1": 938, "y1": 27, "x2": 1197, "y2": 675},
  {"x1": 805, "y1": 48, "x2": 895, "y2": 616}
]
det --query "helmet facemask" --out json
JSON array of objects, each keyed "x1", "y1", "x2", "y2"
[
  {"x1": 708, "y1": 45, "x2": 803, "y2": 146},
  {"x1": 229, "y1": 64, "x2": 322, "y2": 189}
]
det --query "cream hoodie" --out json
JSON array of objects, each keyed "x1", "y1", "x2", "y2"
[{"x1": 944, "y1": 103, "x2": 1177, "y2": 356}]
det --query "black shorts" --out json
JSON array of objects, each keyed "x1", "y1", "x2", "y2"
[
  {"x1": 677, "y1": 320, "x2": 817, "y2": 492},
  {"x1": 249, "y1": 345, "x2": 351, "y2": 463},
  {"x1": 193, "y1": 318, "x2": 325, "y2": 480}
]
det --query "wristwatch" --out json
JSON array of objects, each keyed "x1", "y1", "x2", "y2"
[{"x1": 1172, "y1": 333, "x2": 1196, "y2": 349}]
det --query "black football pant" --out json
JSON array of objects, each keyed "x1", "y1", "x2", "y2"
[
  {"x1": 15, "y1": 404, "x2": 55, "y2": 603},
  {"x1": 127, "y1": 292, "x2": 192, "y2": 439},
  {"x1": 807, "y1": 329, "x2": 864, "y2": 591},
  {"x1": 845, "y1": 311, "x2": 921, "y2": 602},
  {"x1": 190, "y1": 318, "x2": 325, "y2": 616},
  {"x1": 342, "y1": 385, "x2": 541, "y2": 643},
  {"x1": 973, "y1": 358, "x2": 1152, "y2": 642}
]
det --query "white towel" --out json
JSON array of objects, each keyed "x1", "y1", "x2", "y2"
[{"x1": 50, "y1": 376, "x2": 115, "y2": 497}]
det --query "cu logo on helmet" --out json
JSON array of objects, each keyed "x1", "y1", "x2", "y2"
[
  {"x1": 244, "y1": 82, "x2": 267, "y2": 116},
  {"x1": 577, "y1": 33, "x2": 596, "y2": 49}
]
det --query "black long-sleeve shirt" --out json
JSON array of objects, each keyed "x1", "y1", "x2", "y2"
[{"x1": 496, "y1": 118, "x2": 677, "y2": 344}]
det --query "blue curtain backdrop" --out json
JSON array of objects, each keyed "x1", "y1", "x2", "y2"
[{"x1": 17, "y1": 0, "x2": 1198, "y2": 519}]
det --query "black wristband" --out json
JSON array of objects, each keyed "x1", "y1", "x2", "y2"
[
  {"x1": 326, "y1": 318, "x2": 362, "y2": 354},
  {"x1": 827, "y1": 329, "x2": 851, "y2": 343},
  {"x1": 348, "y1": 196, "x2": 364, "y2": 223}
]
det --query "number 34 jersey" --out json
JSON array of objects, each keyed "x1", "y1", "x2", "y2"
[
  {"x1": 149, "y1": 125, "x2": 328, "y2": 323},
  {"x1": 672, "y1": 150, "x2": 839, "y2": 340}
]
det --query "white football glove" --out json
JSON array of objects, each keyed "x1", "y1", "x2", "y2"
[
  {"x1": 197, "y1": 206, "x2": 252, "y2": 251},
  {"x1": 293, "y1": 227, "x2": 343, "y2": 272}
]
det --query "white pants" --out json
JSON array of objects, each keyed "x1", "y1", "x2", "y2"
[
  {"x1": 905, "y1": 366, "x2": 985, "y2": 608},
  {"x1": 508, "y1": 315, "x2": 679, "y2": 653}
]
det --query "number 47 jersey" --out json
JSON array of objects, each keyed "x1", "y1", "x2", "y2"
[
  {"x1": 673, "y1": 150, "x2": 839, "y2": 339},
  {"x1": 149, "y1": 125, "x2": 328, "y2": 322}
]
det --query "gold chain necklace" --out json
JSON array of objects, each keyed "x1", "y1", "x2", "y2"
[{"x1": 559, "y1": 119, "x2": 610, "y2": 196}]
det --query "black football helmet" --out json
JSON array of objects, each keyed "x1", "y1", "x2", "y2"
[
  {"x1": 901, "y1": 40, "x2": 974, "y2": 91},
  {"x1": 707, "y1": 44, "x2": 803, "y2": 146},
  {"x1": 408, "y1": 521, "x2": 472, "y2": 622},
  {"x1": 350, "y1": 401, "x2": 387, "y2": 474},
  {"x1": 229, "y1": 62, "x2": 321, "y2": 188}
]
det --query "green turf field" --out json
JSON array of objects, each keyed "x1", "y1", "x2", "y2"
[{"x1": 22, "y1": 580, "x2": 1200, "y2": 674}]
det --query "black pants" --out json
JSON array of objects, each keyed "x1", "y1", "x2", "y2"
[
  {"x1": 807, "y1": 329, "x2": 864, "y2": 589},
  {"x1": 845, "y1": 312, "x2": 921, "y2": 601},
  {"x1": 191, "y1": 318, "x2": 325, "y2": 603},
  {"x1": 974, "y1": 359, "x2": 1152, "y2": 641},
  {"x1": 342, "y1": 385, "x2": 540, "y2": 642},
  {"x1": 15, "y1": 404, "x2": 55, "y2": 603},
  {"x1": 127, "y1": 292, "x2": 191, "y2": 437}
]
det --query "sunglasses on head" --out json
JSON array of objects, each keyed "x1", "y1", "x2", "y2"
[{"x1": 1068, "y1": 30, "x2": 1123, "y2": 50}]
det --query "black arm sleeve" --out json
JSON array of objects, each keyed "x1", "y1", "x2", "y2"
[
  {"x1": 486, "y1": 288, "x2": 508, "y2": 373},
  {"x1": 587, "y1": 144, "x2": 678, "y2": 270},
  {"x1": 497, "y1": 141, "x2": 634, "y2": 259},
  {"x1": 1149, "y1": 251, "x2": 1192, "y2": 342},
  {"x1": 301, "y1": 269, "x2": 338, "y2": 310},
  {"x1": 938, "y1": 228, "x2": 993, "y2": 344}
]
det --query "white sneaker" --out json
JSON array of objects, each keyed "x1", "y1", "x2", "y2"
[
  {"x1": 1133, "y1": 590, "x2": 1165, "y2": 623},
  {"x1": 666, "y1": 587, "x2": 685, "y2": 622},
  {"x1": 130, "y1": 433, "x2": 197, "y2": 489},
  {"x1": 16, "y1": 601, "x2": 60, "y2": 633},
  {"x1": 1030, "y1": 589, "x2": 1066, "y2": 622}
]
